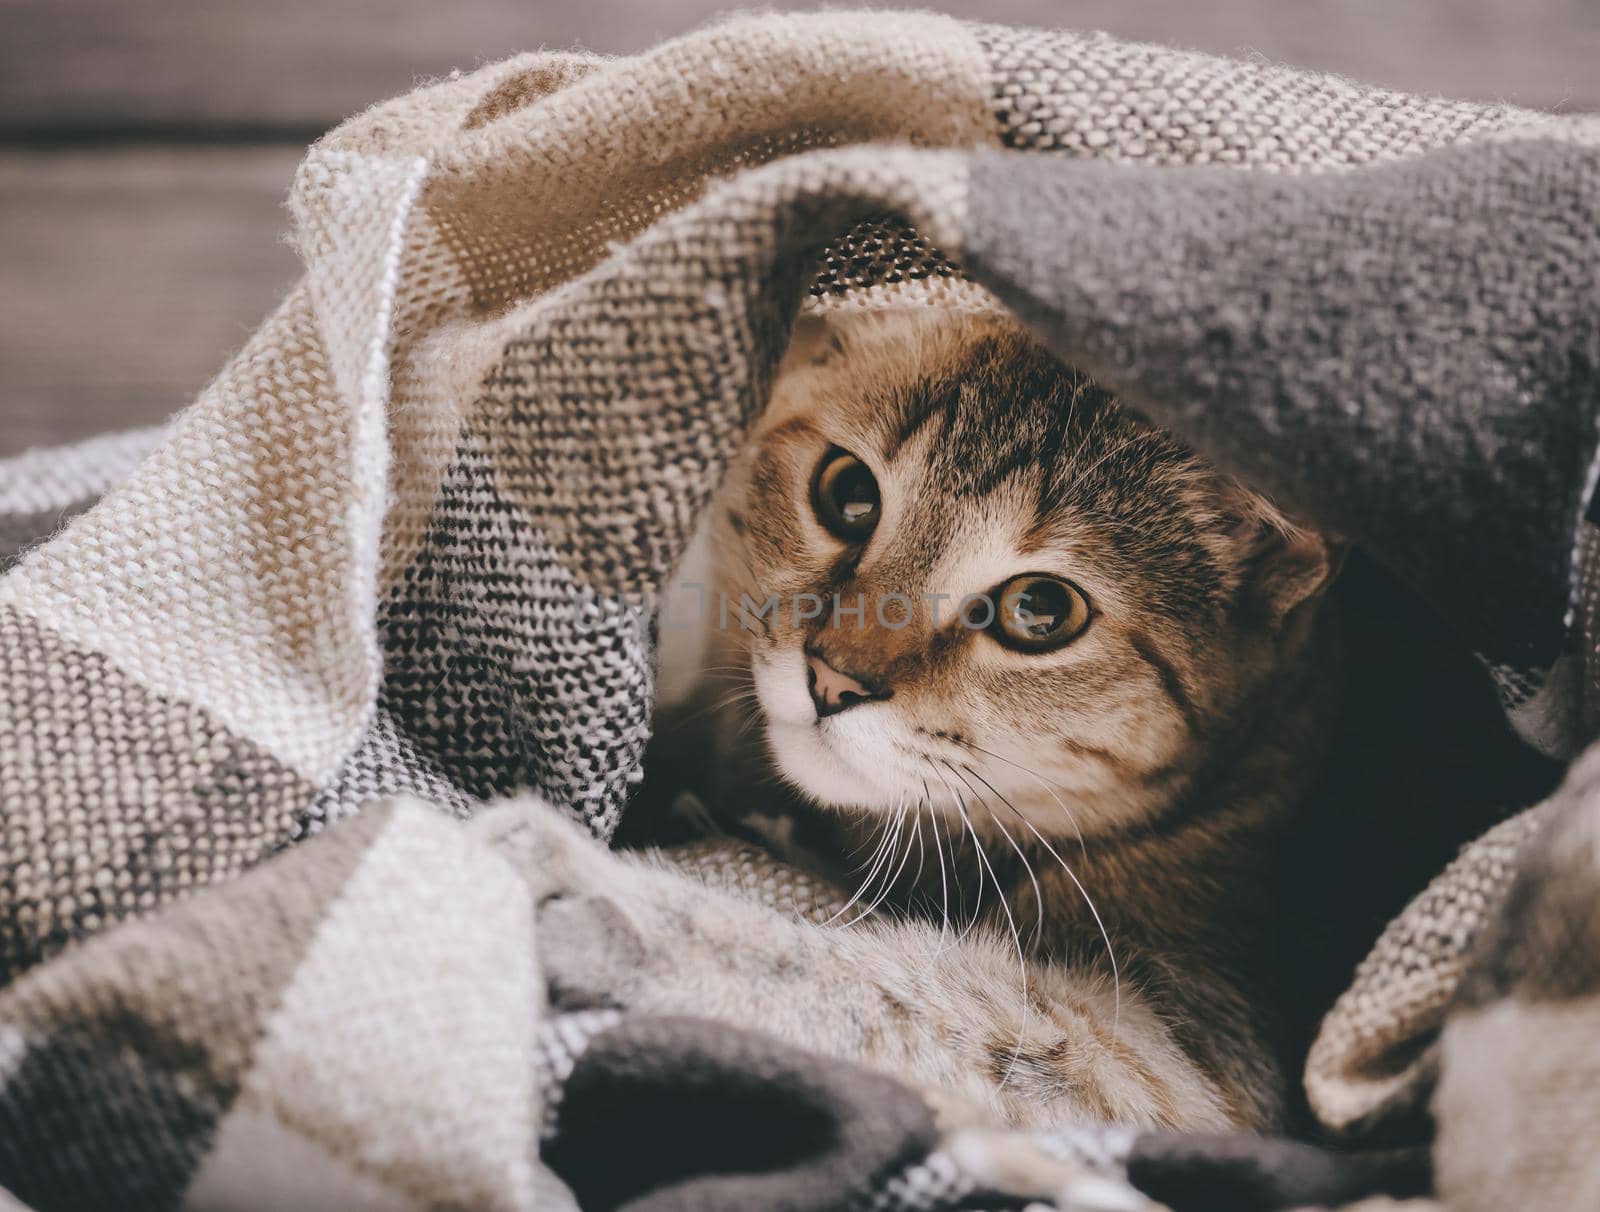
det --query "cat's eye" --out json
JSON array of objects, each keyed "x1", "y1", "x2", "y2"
[
  {"x1": 988, "y1": 574, "x2": 1092, "y2": 652},
  {"x1": 811, "y1": 448, "x2": 881, "y2": 542}
]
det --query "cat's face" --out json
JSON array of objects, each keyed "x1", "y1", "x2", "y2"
[{"x1": 713, "y1": 310, "x2": 1335, "y2": 841}]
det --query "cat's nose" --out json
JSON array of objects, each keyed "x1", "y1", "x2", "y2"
[{"x1": 805, "y1": 649, "x2": 891, "y2": 719}]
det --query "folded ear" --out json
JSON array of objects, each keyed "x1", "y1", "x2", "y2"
[
  {"x1": 1252, "y1": 521, "x2": 1345, "y2": 624},
  {"x1": 776, "y1": 310, "x2": 848, "y2": 377},
  {"x1": 1220, "y1": 481, "x2": 1345, "y2": 625}
]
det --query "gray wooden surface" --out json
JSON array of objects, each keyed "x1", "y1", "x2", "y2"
[
  {"x1": 3, "y1": 0, "x2": 1596, "y2": 456},
  {"x1": 0, "y1": 148, "x2": 303, "y2": 455}
]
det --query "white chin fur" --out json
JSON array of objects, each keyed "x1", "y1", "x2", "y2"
[{"x1": 750, "y1": 649, "x2": 915, "y2": 809}]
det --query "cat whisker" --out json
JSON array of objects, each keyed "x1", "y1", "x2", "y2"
[
  {"x1": 666, "y1": 687, "x2": 762, "y2": 731},
  {"x1": 909, "y1": 794, "x2": 927, "y2": 891},
  {"x1": 955, "y1": 738, "x2": 1089, "y2": 861},
  {"x1": 836, "y1": 807, "x2": 901, "y2": 929},
  {"x1": 730, "y1": 542, "x2": 769, "y2": 609},
  {"x1": 923, "y1": 759, "x2": 984, "y2": 946},
  {"x1": 922, "y1": 776, "x2": 952, "y2": 947},
  {"x1": 717, "y1": 575, "x2": 768, "y2": 643},
  {"x1": 825, "y1": 818, "x2": 902, "y2": 927},
  {"x1": 1056, "y1": 430, "x2": 1151, "y2": 505},
  {"x1": 945, "y1": 759, "x2": 1046, "y2": 951},
  {"x1": 731, "y1": 700, "x2": 766, "y2": 741},
  {"x1": 1058, "y1": 369, "x2": 1085, "y2": 446},
  {"x1": 931, "y1": 757, "x2": 1031, "y2": 1091},
  {"x1": 733, "y1": 608, "x2": 765, "y2": 640},
  {"x1": 860, "y1": 799, "x2": 921, "y2": 925},
  {"x1": 844, "y1": 820, "x2": 890, "y2": 861},
  {"x1": 826, "y1": 805, "x2": 901, "y2": 927},
  {"x1": 724, "y1": 548, "x2": 775, "y2": 640},
  {"x1": 837, "y1": 798, "x2": 914, "y2": 928},
  {"x1": 960, "y1": 761, "x2": 1123, "y2": 1041}
]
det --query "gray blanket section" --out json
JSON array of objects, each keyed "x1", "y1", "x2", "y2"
[{"x1": 962, "y1": 139, "x2": 1600, "y2": 666}]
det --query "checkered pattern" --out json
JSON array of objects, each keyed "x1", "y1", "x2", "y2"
[
  {"x1": 861, "y1": 1152, "x2": 976, "y2": 1212},
  {"x1": 535, "y1": 1010, "x2": 625, "y2": 1141},
  {"x1": 1, "y1": 11, "x2": 1598, "y2": 1212}
]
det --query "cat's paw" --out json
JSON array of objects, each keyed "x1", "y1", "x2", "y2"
[
  {"x1": 475, "y1": 798, "x2": 653, "y2": 1009},
  {"x1": 473, "y1": 796, "x2": 618, "y2": 898}
]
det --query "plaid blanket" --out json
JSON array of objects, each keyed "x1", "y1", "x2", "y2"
[{"x1": 2, "y1": 12, "x2": 1598, "y2": 1211}]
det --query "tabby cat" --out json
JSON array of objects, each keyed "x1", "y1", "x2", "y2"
[{"x1": 549, "y1": 308, "x2": 1341, "y2": 1133}]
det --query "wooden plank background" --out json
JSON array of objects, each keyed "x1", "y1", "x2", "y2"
[{"x1": 3, "y1": 0, "x2": 1596, "y2": 456}]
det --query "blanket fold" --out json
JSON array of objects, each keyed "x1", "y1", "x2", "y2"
[
  {"x1": 963, "y1": 139, "x2": 1600, "y2": 669},
  {"x1": 2, "y1": 12, "x2": 1598, "y2": 1211}
]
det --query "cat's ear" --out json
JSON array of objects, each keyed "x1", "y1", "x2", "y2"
[
  {"x1": 1249, "y1": 522, "x2": 1344, "y2": 625},
  {"x1": 1223, "y1": 483, "x2": 1345, "y2": 624},
  {"x1": 762, "y1": 312, "x2": 853, "y2": 433},
  {"x1": 777, "y1": 311, "x2": 849, "y2": 376}
]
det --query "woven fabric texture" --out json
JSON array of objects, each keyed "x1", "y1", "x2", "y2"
[{"x1": 1, "y1": 13, "x2": 1598, "y2": 1212}]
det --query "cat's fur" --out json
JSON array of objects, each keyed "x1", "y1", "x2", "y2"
[{"x1": 602, "y1": 310, "x2": 1341, "y2": 1131}]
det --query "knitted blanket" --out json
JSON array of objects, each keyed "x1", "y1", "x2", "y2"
[{"x1": 2, "y1": 13, "x2": 1598, "y2": 1211}]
